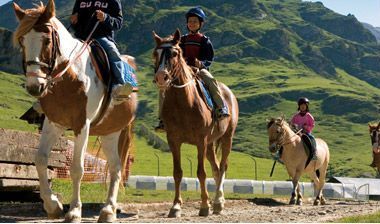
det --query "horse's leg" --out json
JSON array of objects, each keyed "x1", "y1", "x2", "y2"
[
  {"x1": 296, "y1": 183, "x2": 303, "y2": 205},
  {"x1": 168, "y1": 139, "x2": 183, "y2": 218},
  {"x1": 290, "y1": 171, "x2": 301, "y2": 205},
  {"x1": 309, "y1": 171, "x2": 322, "y2": 206},
  {"x1": 197, "y1": 140, "x2": 210, "y2": 217},
  {"x1": 213, "y1": 136, "x2": 232, "y2": 214},
  {"x1": 64, "y1": 120, "x2": 90, "y2": 223},
  {"x1": 206, "y1": 143, "x2": 219, "y2": 183},
  {"x1": 35, "y1": 119, "x2": 64, "y2": 219},
  {"x1": 318, "y1": 166, "x2": 328, "y2": 205},
  {"x1": 98, "y1": 131, "x2": 122, "y2": 222}
]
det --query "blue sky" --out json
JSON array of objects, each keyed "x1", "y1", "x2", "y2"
[{"x1": 1, "y1": 0, "x2": 379, "y2": 27}]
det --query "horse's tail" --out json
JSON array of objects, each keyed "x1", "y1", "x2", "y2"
[{"x1": 118, "y1": 122, "x2": 135, "y2": 185}]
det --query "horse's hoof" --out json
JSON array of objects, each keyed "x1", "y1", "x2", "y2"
[
  {"x1": 98, "y1": 206, "x2": 117, "y2": 223},
  {"x1": 46, "y1": 204, "x2": 63, "y2": 219},
  {"x1": 64, "y1": 215, "x2": 81, "y2": 223},
  {"x1": 199, "y1": 207, "x2": 210, "y2": 217},
  {"x1": 313, "y1": 199, "x2": 320, "y2": 206},
  {"x1": 296, "y1": 200, "x2": 303, "y2": 206},
  {"x1": 289, "y1": 199, "x2": 296, "y2": 205},
  {"x1": 320, "y1": 197, "x2": 326, "y2": 205},
  {"x1": 168, "y1": 208, "x2": 181, "y2": 218},
  {"x1": 98, "y1": 213, "x2": 116, "y2": 223},
  {"x1": 213, "y1": 203, "x2": 224, "y2": 214}
]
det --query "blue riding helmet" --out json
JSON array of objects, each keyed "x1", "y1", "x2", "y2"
[{"x1": 186, "y1": 7, "x2": 206, "y2": 22}]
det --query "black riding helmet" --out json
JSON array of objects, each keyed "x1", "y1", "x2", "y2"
[
  {"x1": 297, "y1": 97, "x2": 309, "y2": 111},
  {"x1": 186, "y1": 7, "x2": 206, "y2": 22}
]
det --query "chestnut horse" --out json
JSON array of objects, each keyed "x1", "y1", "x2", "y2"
[
  {"x1": 13, "y1": 0, "x2": 137, "y2": 222},
  {"x1": 267, "y1": 117, "x2": 330, "y2": 206},
  {"x1": 152, "y1": 30, "x2": 239, "y2": 217},
  {"x1": 368, "y1": 122, "x2": 380, "y2": 177}
]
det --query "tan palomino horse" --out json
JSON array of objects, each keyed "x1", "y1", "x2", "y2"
[
  {"x1": 368, "y1": 122, "x2": 380, "y2": 177},
  {"x1": 267, "y1": 117, "x2": 330, "y2": 205},
  {"x1": 152, "y1": 29, "x2": 239, "y2": 217},
  {"x1": 13, "y1": 0, "x2": 137, "y2": 222}
]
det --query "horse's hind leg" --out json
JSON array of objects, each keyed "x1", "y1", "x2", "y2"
[
  {"x1": 168, "y1": 140, "x2": 183, "y2": 218},
  {"x1": 296, "y1": 183, "x2": 303, "y2": 205},
  {"x1": 212, "y1": 136, "x2": 232, "y2": 214},
  {"x1": 98, "y1": 131, "x2": 122, "y2": 223},
  {"x1": 36, "y1": 119, "x2": 64, "y2": 219},
  {"x1": 206, "y1": 143, "x2": 220, "y2": 183},
  {"x1": 65, "y1": 121, "x2": 91, "y2": 223}
]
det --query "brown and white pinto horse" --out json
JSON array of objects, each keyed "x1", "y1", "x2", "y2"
[
  {"x1": 368, "y1": 122, "x2": 380, "y2": 177},
  {"x1": 267, "y1": 117, "x2": 330, "y2": 206},
  {"x1": 13, "y1": 0, "x2": 137, "y2": 222},
  {"x1": 152, "y1": 30, "x2": 239, "y2": 217}
]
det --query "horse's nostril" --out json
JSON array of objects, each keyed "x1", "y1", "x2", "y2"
[{"x1": 164, "y1": 75, "x2": 168, "y2": 81}]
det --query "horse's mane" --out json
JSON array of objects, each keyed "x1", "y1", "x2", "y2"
[{"x1": 13, "y1": 3, "x2": 46, "y2": 47}]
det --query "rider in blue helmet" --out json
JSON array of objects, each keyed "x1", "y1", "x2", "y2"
[{"x1": 155, "y1": 7, "x2": 229, "y2": 132}]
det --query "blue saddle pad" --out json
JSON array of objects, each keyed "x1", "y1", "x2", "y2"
[
  {"x1": 121, "y1": 61, "x2": 138, "y2": 90},
  {"x1": 197, "y1": 79, "x2": 214, "y2": 110}
]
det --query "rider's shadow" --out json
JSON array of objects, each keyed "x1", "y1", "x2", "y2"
[{"x1": 248, "y1": 198, "x2": 287, "y2": 206}]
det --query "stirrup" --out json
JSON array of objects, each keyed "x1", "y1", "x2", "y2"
[
  {"x1": 154, "y1": 120, "x2": 165, "y2": 133},
  {"x1": 217, "y1": 106, "x2": 230, "y2": 120}
]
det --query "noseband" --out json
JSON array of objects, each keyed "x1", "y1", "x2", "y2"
[
  {"x1": 371, "y1": 129, "x2": 380, "y2": 146},
  {"x1": 21, "y1": 23, "x2": 61, "y2": 79}
]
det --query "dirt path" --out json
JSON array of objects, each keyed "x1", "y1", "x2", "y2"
[{"x1": 1, "y1": 198, "x2": 379, "y2": 223}]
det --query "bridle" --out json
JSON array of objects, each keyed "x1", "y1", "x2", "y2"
[
  {"x1": 268, "y1": 121, "x2": 302, "y2": 152},
  {"x1": 154, "y1": 44, "x2": 194, "y2": 89},
  {"x1": 20, "y1": 23, "x2": 61, "y2": 80}
]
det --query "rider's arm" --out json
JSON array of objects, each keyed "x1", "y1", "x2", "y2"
[
  {"x1": 303, "y1": 113, "x2": 315, "y2": 133},
  {"x1": 200, "y1": 36, "x2": 214, "y2": 70},
  {"x1": 102, "y1": 0, "x2": 123, "y2": 31}
]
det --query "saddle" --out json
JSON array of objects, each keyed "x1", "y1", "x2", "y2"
[
  {"x1": 89, "y1": 40, "x2": 112, "y2": 87},
  {"x1": 301, "y1": 134, "x2": 317, "y2": 168}
]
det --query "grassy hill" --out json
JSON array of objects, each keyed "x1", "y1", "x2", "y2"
[{"x1": 0, "y1": 0, "x2": 379, "y2": 178}]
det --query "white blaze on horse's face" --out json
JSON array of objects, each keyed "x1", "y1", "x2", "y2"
[
  {"x1": 22, "y1": 29, "x2": 48, "y2": 97},
  {"x1": 154, "y1": 43, "x2": 173, "y2": 89}
]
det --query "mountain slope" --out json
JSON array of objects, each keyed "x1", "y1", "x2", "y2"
[{"x1": 0, "y1": 0, "x2": 379, "y2": 178}]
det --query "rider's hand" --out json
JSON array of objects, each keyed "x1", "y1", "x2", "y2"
[
  {"x1": 194, "y1": 59, "x2": 203, "y2": 69},
  {"x1": 96, "y1": 10, "x2": 106, "y2": 22},
  {"x1": 70, "y1": 13, "x2": 78, "y2": 24}
]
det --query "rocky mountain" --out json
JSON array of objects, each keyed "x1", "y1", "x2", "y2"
[{"x1": 362, "y1": 22, "x2": 380, "y2": 43}]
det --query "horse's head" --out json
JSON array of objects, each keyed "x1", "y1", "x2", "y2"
[
  {"x1": 369, "y1": 122, "x2": 380, "y2": 153},
  {"x1": 13, "y1": 0, "x2": 60, "y2": 98},
  {"x1": 152, "y1": 29, "x2": 192, "y2": 90},
  {"x1": 267, "y1": 116, "x2": 288, "y2": 153}
]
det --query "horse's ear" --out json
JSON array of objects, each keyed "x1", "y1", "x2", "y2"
[
  {"x1": 41, "y1": 0, "x2": 56, "y2": 21},
  {"x1": 152, "y1": 31, "x2": 161, "y2": 45},
  {"x1": 13, "y1": 2, "x2": 26, "y2": 21},
  {"x1": 173, "y1": 29, "x2": 181, "y2": 44}
]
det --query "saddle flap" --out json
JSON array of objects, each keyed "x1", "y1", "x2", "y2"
[
  {"x1": 90, "y1": 40, "x2": 111, "y2": 86},
  {"x1": 195, "y1": 78, "x2": 214, "y2": 111}
]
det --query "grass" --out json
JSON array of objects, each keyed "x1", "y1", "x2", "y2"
[
  {"x1": 52, "y1": 178, "x2": 261, "y2": 204},
  {"x1": 337, "y1": 211, "x2": 380, "y2": 223}
]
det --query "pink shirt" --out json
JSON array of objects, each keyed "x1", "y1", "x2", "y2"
[{"x1": 290, "y1": 112, "x2": 315, "y2": 134}]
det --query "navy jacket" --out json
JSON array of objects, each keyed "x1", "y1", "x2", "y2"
[
  {"x1": 180, "y1": 33, "x2": 214, "y2": 70},
  {"x1": 72, "y1": 0, "x2": 123, "y2": 41}
]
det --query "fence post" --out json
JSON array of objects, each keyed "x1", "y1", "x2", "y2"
[
  {"x1": 187, "y1": 157, "x2": 193, "y2": 177},
  {"x1": 154, "y1": 152, "x2": 160, "y2": 176},
  {"x1": 250, "y1": 156, "x2": 257, "y2": 180}
]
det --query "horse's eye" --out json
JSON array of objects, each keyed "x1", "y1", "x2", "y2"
[{"x1": 172, "y1": 50, "x2": 178, "y2": 57}]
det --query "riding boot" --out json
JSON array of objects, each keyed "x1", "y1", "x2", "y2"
[
  {"x1": 154, "y1": 119, "x2": 165, "y2": 133},
  {"x1": 198, "y1": 69, "x2": 229, "y2": 120}
]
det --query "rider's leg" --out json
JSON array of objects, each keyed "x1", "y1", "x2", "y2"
[
  {"x1": 198, "y1": 69, "x2": 229, "y2": 119},
  {"x1": 96, "y1": 37, "x2": 132, "y2": 98},
  {"x1": 306, "y1": 133, "x2": 317, "y2": 159}
]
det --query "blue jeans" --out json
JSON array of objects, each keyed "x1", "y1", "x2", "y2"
[{"x1": 96, "y1": 37, "x2": 124, "y2": 85}]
